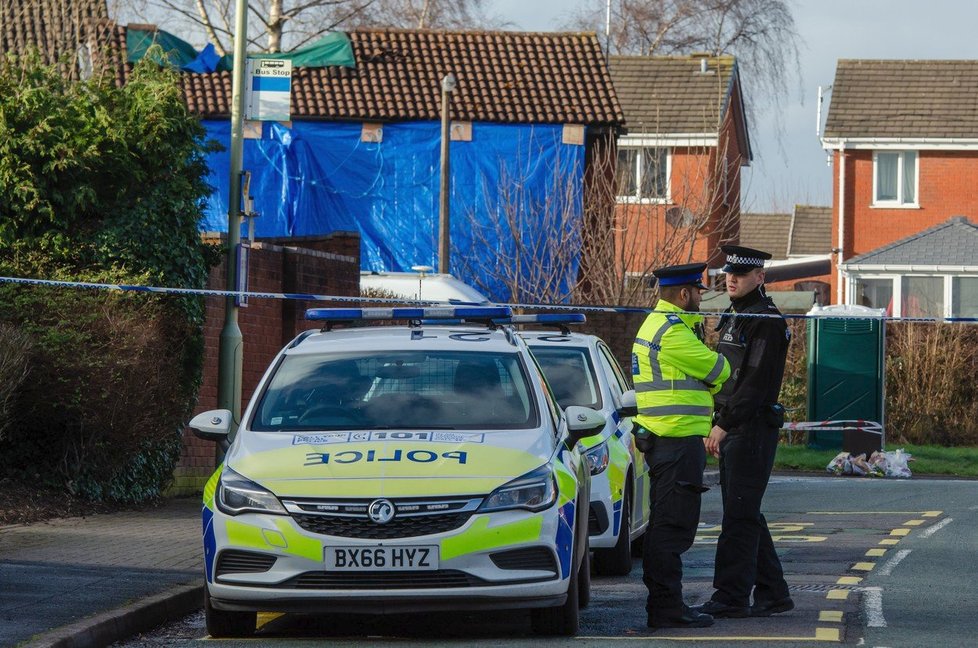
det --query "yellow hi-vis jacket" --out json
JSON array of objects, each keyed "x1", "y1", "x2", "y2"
[{"x1": 632, "y1": 299, "x2": 731, "y2": 438}]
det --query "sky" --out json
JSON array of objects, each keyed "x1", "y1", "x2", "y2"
[{"x1": 493, "y1": 0, "x2": 978, "y2": 213}]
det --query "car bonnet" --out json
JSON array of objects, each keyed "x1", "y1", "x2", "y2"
[{"x1": 225, "y1": 428, "x2": 558, "y2": 498}]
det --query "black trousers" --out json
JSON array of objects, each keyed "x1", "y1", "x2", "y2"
[
  {"x1": 712, "y1": 425, "x2": 790, "y2": 607},
  {"x1": 642, "y1": 435, "x2": 708, "y2": 617}
]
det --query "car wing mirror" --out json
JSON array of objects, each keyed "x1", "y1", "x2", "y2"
[
  {"x1": 189, "y1": 409, "x2": 233, "y2": 442},
  {"x1": 617, "y1": 389, "x2": 638, "y2": 417},
  {"x1": 565, "y1": 405, "x2": 607, "y2": 445}
]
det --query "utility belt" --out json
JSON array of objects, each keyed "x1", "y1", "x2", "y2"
[
  {"x1": 713, "y1": 403, "x2": 785, "y2": 432},
  {"x1": 632, "y1": 424, "x2": 704, "y2": 453}
]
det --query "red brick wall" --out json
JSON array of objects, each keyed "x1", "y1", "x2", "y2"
[
  {"x1": 614, "y1": 92, "x2": 744, "y2": 282},
  {"x1": 830, "y1": 149, "x2": 978, "y2": 302},
  {"x1": 170, "y1": 233, "x2": 360, "y2": 495}
]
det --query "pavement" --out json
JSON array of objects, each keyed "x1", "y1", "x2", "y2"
[
  {"x1": 0, "y1": 496, "x2": 203, "y2": 648},
  {"x1": 0, "y1": 471, "x2": 721, "y2": 648}
]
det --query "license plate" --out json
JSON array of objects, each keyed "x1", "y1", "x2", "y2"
[{"x1": 325, "y1": 546, "x2": 439, "y2": 571}]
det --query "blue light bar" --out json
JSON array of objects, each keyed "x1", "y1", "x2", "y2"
[
  {"x1": 305, "y1": 306, "x2": 512, "y2": 322},
  {"x1": 494, "y1": 313, "x2": 587, "y2": 325}
]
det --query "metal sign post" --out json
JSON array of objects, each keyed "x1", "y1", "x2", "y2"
[{"x1": 217, "y1": 0, "x2": 248, "y2": 456}]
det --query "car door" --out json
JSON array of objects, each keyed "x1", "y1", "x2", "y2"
[{"x1": 595, "y1": 342, "x2": 650, "y2": 533}]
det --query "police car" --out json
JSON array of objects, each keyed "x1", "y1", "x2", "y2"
[
  {"x1": 518, "y1": 318, "x2": 650, "y2": 576},
  {"x1": 190, "y1": 307, "x2": 600, "y2": 638}
]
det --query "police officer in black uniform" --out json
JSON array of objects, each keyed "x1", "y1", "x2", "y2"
[{"x1": 694, "y1": 245, "x2": 794, "y2": 619}]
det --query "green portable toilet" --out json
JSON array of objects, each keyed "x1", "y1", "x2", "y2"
[{"x1": 806, "y1": 305, "x2": 886, "y2": 450}]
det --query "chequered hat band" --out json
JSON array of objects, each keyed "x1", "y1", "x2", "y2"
[{"x1": 726, "y1": 254, "x2": 764, "y2": 267}]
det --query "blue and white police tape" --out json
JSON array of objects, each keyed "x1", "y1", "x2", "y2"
[{"x1": 2, "y1": 274, "x2": 977, "y2": 323}]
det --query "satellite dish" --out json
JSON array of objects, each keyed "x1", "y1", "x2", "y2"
[{"x1": 665, "y1": 206, "x2": 696, "y2": 228}]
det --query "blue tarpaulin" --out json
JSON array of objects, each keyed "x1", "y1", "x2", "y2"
[{"x1": 200, "y1": 120, "x2": 584, "y2": 301}]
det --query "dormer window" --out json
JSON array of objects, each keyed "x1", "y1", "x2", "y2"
[
  {"x1": 873, "y1": 151, "x2": 917, "y2": 206},
  {"x1": 616, "y1": 146, "x2": 669, "y2": 202}
]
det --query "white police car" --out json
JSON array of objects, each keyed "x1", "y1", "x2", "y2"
[
  {"x1": 519, "y1": 318, "x2": 650, "y2": 576},
  {"x1": 190, "y1": 307, "x2": 601, "y2": 637}
]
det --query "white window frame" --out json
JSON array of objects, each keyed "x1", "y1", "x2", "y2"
[
  {"x1": 616, "y1": 145, "x2": 671, "y2": 204},
  {"x1": 847, "y1": 272, "x2": 978, "y2": 318},
  {"x1": 848, "y1": 274, "x2": 897, "y2": 313},
  {"x1": 871, "y1": 150, "x2": 919, "y2": 208},
  {"x1": 951, "y1": 275, "x2": 978, "y2": 318}
]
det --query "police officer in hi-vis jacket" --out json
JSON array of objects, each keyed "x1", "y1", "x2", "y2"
[
  {"x1": 695, "y1": 245, "x2": 794, "y2": 620},
  {"x1": 633, "y1": 263, "x2": 731, "y2": 629}
]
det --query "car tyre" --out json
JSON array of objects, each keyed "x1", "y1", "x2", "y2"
[
  {"x1": 578, "y1": 536, "x2": 591, "y2": 609},
  {"x1": 205, "y1": 586, "x2": 256, "y2": 638},
  {"x1": 531, "y1": 535, "x2": 581, "y2": 635},
  {"x1": 594, "y1": 488, "x2": 633, "y2": 576}
]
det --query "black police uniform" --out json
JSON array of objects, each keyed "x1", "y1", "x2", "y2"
[{"x1": 708, "y1": 246, "x2": 792, "y2": 613}]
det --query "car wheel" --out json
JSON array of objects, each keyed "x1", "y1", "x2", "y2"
[
  {"x1": 205, "y1": 586, "x2": 256, "y2": 638},
  {"x1": 578, "y1": 536, "x2": 591, "y2": 609},
  {"x1": 531, "y1": 528, "x2": 581, "y2": 635},
  {"x1": 594, "y1": 488, "x2": 633, "y2": 576},
  {"x1": 630, "y1": 528, "x2": 647, "y2": 557}
]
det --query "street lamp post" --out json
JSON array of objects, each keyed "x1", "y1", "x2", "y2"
[{"x1": 438, "y1": 73, "x2": 456, "y2": 275}]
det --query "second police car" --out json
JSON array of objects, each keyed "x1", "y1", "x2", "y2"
[
  {"x1": 516, "y1": 315, "x2": 650, "y2": 576},
  {"x1": 190, "y1": 307, "x2": 601, "y2": 638}
]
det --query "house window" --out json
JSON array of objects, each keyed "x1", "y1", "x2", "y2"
[
  {"x1": 617, "y1": 146, "x2": 669, "y2": 202},
  {"x1": 900, "y1": 276, "x2": 943, "y2": 317},
  {"x1": 952, "y1": 277, "x2": 978, "y2": 318},
  {"x1": 851, "y1": 273, "x2": 978, "y2": 318},
  {"x1": 873, "y1": 151, "x2": 917, "y2": 206},
  {"x1": 855, "y1": 278, "x2": 894, "y2": 311}
]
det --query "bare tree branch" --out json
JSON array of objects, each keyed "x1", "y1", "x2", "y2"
[
  {"x1": 113, "y1": 0, "x2": 507, "y2": 54},
  {"x1": 566, "y1": 0, "x2": 802, "y2": 150}
]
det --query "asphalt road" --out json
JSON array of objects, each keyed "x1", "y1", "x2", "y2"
[{"x1": 113, "y1": 475, "x2": 978, "y2": 647}]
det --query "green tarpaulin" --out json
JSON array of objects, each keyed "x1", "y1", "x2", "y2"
[
  {"x1": 126, "y1": 27, "x2": 199, "y2": 67},
  {"x1": 126, "y1": 27, "x2": 354, "y2": 71},
  {"x1": 247, "y1": 32, "x2": 355, "y2": 68}
]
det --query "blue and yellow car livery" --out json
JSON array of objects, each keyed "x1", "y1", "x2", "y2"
[{"x1": 191, "y1": 307, "x2": 601, "y2": 638}]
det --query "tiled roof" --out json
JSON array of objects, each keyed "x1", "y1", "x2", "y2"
[
  {"x1": 0, "y1": 0, "x2": 109, "y2": 65},
  {"x1": 824, "y1": 60, "x2": 978, "y2": 139},
  {"x1": 740, "y1": 212, "x2": 791, "y2": 259},
  {"x1": 740, "y1": 205, "x2": 832, "y2": 259},
  {"x1": 110, "y1": 28, "x2": 623, "y2": 125},
  {"x1": 789, "y1": 205, "x2": 832, "y2": 255},
  {"x1": 844, "y1": 216, "x2": 978, "y2": 266},
  {"x1": 608, "y1": 55, "x2": 736, "y2": 134}
]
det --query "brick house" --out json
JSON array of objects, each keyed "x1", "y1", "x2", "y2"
[
  {"x1": 608, "y1": 54, "x2": 751, "y2": 287},
  {"x1": 821, "y1": 59, "x2": 978, "y2": 316},
  {"x1": 739, "y1": 205, "x2": 832, "y2": 303}
]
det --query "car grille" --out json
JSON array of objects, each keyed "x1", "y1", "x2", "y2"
[
  {"x1": 282, "y1": 496, "x2": 482, "y2": 540},
  {"x1": 489, "y1": 547, "x2": 558, "y2": 573},
  {"x1": 216, "y1": 550, "x2": 276, "y2": 576},
  {"x1": 283, "y1": 570, "x2": 484, "y2": 589}
]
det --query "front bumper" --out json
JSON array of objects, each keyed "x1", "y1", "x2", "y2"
[
  {"x1": 204, "y1": 505, "x2": 572, "y2": 614},
  {"x1": 586, "y1": 473, "x2": 621, "y2": 549}
]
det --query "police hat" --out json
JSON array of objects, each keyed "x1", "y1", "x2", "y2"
[
  {"x1": 651, "y1": 262, "x2": 708, "y2": 290},
  {"x1": 721, "y1": 245, "x2": 772, "y2": 274}
]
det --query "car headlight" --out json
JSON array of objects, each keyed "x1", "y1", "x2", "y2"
[
  {"x1": 217, "y1": 468, "x2": 287, "y2": 516},
  {"x1": 479, "y1": 464, "x2": 558, "y2": 513},
  {"x1": 584, "y1": 441, "x2": 610, "y2": 475}
]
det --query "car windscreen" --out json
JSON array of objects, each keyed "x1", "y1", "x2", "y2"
[
  {"x1": 528, "y1": 346, "x2": 602, "y2": 410},
  {"x1": 251, "y1": 350, "x2": 539, "y2": 431}
]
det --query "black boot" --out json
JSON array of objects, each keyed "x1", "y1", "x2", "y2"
[{"x1": 648, "y1": 605, "x2": 715, "y2": 629}]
